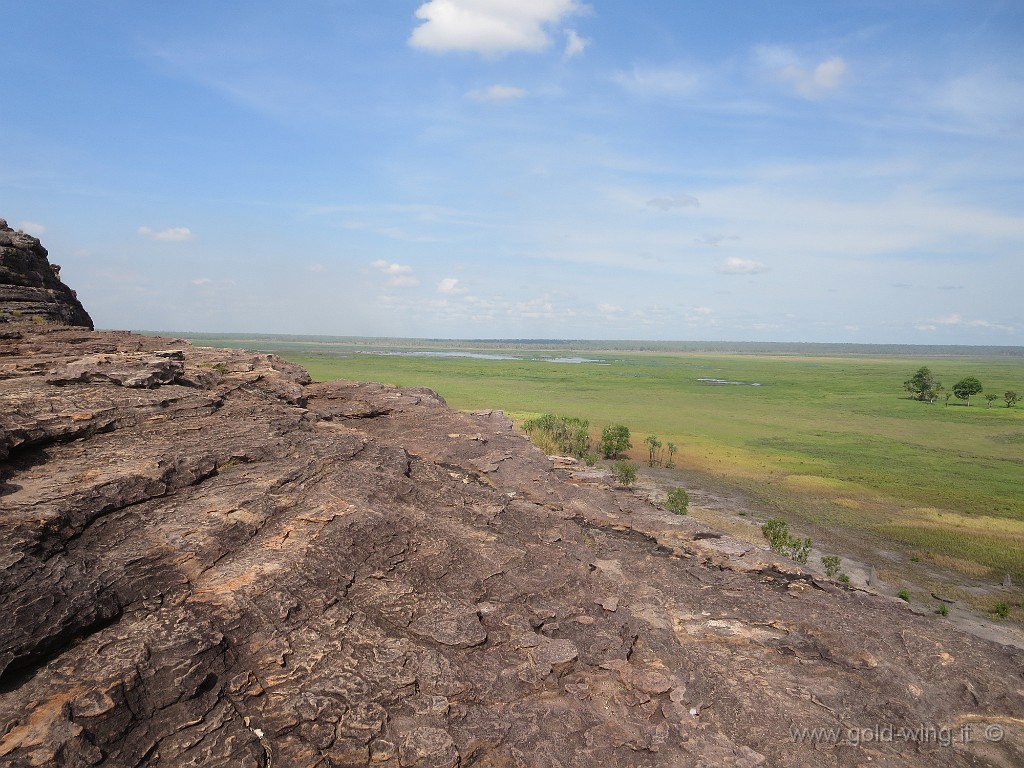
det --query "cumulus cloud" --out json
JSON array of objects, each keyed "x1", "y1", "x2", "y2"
[
  {"x1": 409, "y1": 0, "x2": 585, "y2": 56},
  {"x1": 564, "y1": 28, "x2": 588, "y2": 58},
  {"x1": 371, "y1": 259, "x2": 420, "y2": 287},
  {"x1": 138, "y1": 225, "x2": 194, "y2": 242},
  {"x1": 646, "y1": 195, "x2": 699, "y2": 211},
  {"x1": 612, "y1": 65, "x2": 700, "y2": 96},
  {"x1": 437, "y1": 277, "x2": 465, "y2": 294},
  {"x1": 755, "y1": 45, "x2": 847, "y2": 100},
  {"x1": 467, "y1": 84, "x2": 527, "y2": 102},
  {"x1": 16, "y1": 221, "x2": 45, "y2": 236},
  {"x1": 718, "y1": 257, "x2": 769, "y2": 275}
]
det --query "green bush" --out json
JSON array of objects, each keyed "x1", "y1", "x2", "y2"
[
  {"x1": 838, "y1": 573, "x2": 851, "y2": 584},
  {"x1": 822, "y1": 555, "x2": 842, "y2": 579},
  {"x1": 612, "y1": 461, "x2": 637, "y2": 487},
  {"x1": 600, "y1": 424, "x2": 631, "y2": 459},
  {"x1": 897, "y1": 589, "x2": 910, "y2": 602},
  {"x1": 665, "y1": 488, "x2": 689, "y2": 515},
  {"x1": 761, "y1": 518, "x2": 812, "y2": 564},
  {"x1": 935, "y1": 604, "x2": 949, "y2": 617},
  {"x1": 524, "y1": 414, "x2": 591, "y2": 458},
  {"x1": 993, "y1": 602, "x2": 1010, "y2": 619}
]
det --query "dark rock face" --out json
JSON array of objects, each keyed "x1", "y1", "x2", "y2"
[
  {"x1": 1, "y1": 326, "x2": 1022, "y2": 767},
  {"x1": 0, "y1": 219, "x2": 94, "y2": 328}
]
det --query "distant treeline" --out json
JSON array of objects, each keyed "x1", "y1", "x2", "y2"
[{"x1": 165, "y1": 332, "x2": 1024, "y2": 359}]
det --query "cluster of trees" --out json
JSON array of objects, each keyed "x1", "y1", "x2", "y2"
[
  {"x1": 903, "y1": 366, "x2": 1019, "y2": 408},
  {"x1": 643, "y1": 435, "x2": 678, "y2": 468},
  {"x1": 524, "y1": 418, "x2": 689, "y2": 513}
]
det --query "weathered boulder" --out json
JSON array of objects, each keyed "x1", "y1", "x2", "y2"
[
  {"x1": 0, "y1": 218, "x2": 93, "y2": 328},
  {"x1": 0, "y1": 326, "x2": 1022, "y2": 767}
]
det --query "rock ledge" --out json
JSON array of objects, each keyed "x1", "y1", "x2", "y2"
[{"x1": 1, "y1": 326, "x2": 1022, "y2": 767}]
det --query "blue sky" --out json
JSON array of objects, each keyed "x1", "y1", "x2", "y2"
[{"x1": 3, "y1": 1, "x2": 1022, "y2": 343}]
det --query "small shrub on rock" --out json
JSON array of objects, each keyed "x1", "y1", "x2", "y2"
[
  {"x1": 761, "y1": 518, "x2": 812, "y2": 564},
  {"x1": 665, "y1": 488, "x2": 689, "y2": 515},
  {"x1": 612, "y1": 461, "x2": 637, "y2": 487},
  {"x1": 822, "y1": 555, "x2": 842, "y2": 579}
]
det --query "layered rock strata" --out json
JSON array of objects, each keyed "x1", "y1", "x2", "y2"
[
  {"x1": 0, "y1": 325, "x2": 1022, "y2": 767},
  {"x1": 0, "y1": 219, "x2": 93, "y2": 328}
]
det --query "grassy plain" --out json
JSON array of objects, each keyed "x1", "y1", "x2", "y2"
[{"x1": 185, "y1": 335, "x2": 1024, "y2": 584}]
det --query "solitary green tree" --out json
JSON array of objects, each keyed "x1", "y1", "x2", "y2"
[
  {"x1": 904, "y1": 366, "x2": 941, "y2": 402},
  {"x1": 1006, "y1": 391, "x2": 1020, "y2": 408},
  {"x1": 952, "y1": 376, "x2": 983, "y2": 406},
  {"x1": 601, "y1": 424, "x2": 631, "y2": 459},
  {"x1": 985, "y1": 393, "x2": 998, "y2": 408},
  {"x1": 665, "y1": 442, "x2": 677, "y2": 468}
]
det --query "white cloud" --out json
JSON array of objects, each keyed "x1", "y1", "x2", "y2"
[
  {"x1": 718, "y1": 257, "x2": 770, "y2": 275},
  {"x1": 437, "y1": 277, "x2": 465, "y2": 293},
  {"x1": 467, "y1": 84, "x2": 527, "y2": 102},
  {"x1": 598, "y1": 303, "x2": 623, "y2": 315},
  {"x1": 564, "y1": 28, "x2": 588, "y2": 58},
  {"x1": 613, "y1": 65, "x2": 700, "y2": 96},
  {"x1": 16, "y1": 221, "x2": 45, "y2": 236},
  {"x1": 646, "y1": 195, "x2": 699, "y2": 211},
  {"x1": 922, "y1": 313, "x2": 1015, "y2": 333},
  {"x1": 409, "y1": 0, "x2": 585, "y2": 56},
  {"x1": 371, "y1": 259, "x2": 420, "y2": 287},
  {"x1": 191, "y1": 277, "x2": 212, "y2": 286},
  {"x1": 138, "y1": 225, "x2": 194, "y2": 242},
  {"x1": 690, "y1": 306, "x2": 714, "y2": 316},
  {"x1": 755, "y1": 45, "x2": 847, "y2": 100}
]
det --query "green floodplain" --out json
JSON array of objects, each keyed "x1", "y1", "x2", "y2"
[{"x1": 180, "y1": 334, "x2": 1024, "y2": 590}]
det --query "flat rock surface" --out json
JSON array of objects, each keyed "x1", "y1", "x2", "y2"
[{"x1": 1, "y1": 325, "x2": 1022, "y2": 767}]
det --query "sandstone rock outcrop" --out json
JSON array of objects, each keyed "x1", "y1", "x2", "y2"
[
  {"x1": 1, "y1": 325, "x2": 1022, "y2": 767},
  {"x1": 0, "y1": 219, "x2": 93, "y2": 328}
]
